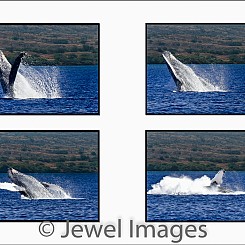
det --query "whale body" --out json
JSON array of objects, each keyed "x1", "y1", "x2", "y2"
[
  {"x1": 162, "y1": 51, "x2": 218, "y2": 92},
  {"x1": 8, "y1": 168, "x2": 69, "y2": 199},
  {"x1": 206, "y1": 169, "x2": 231, "y2": 193},
  {"x1": 0, "y1": 51, "x2": 26, "y2": 97},
  {"x1": 210, "y1": 169, "x2": 225, "y2": 186}
]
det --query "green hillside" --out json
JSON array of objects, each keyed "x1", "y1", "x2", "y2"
[
  {"x1": 0, "y1": 24, "x2": 99, "y2": 65},
  {"x1": 0, "y1": 132, "x2": 99, "y2": 173},
  {"x1": 147, "y1": 131, "x2": 245, "y2": 171},
  {"x1": 147, "y1": 24, "x2": 245, "y2": 64}
]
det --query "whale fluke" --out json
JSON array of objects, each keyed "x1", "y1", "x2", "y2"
[{"x1": 162, "y1": 51, "x2": 218, "y2": 92}]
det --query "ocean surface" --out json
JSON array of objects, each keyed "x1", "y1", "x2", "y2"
[
  {"x1": 0, "y1": 173, "x2": 99, "y2": 221},
  {"x1": 0, "y1": 66, "x2": 98, "y2": 114},
  {"x1": 147, "y1": 64, "x2": 245, "y2": 114},
  {"x1": 147, "y1": 171, "x2": 245, "y2": 221}
]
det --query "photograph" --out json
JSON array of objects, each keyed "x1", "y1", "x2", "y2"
[
  {"x1": 146, "y1": 131, "x2": 245, "y2": 221},
  {"x1": 0, "y1": 131, "x2": 99, "y2": 221},
  {"x1": 146, "y1": 24, "x2": 245, "y2": 114},
  {"x1": 0, "y1": 24, "x2": 99, "y2": 114}
]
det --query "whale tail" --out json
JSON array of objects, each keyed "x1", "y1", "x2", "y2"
[{"x1": 210, "y1": 169, "x2": 225, "y2": 186}]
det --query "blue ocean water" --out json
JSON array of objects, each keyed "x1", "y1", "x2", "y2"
[
  {"x1": 147, "y1": 64, "x2": 245, "y2": 114},
  {"x1": 0, "y1": 173, "x2": 99, "y2": 221},
  {"x1": 0, "y1": 66, "x2": 98, "y2": 114},
  {"x1": 147, "y1": 171, "x2": 245, "y2": 221}
]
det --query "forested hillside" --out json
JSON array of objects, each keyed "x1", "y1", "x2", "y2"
[
  {"x1": 0, "y1": 132, "x2": 99, "y2": 173},
  {"x1": 0, "y1": 24, "x2": 99, "y2": 65},
  {"x1": 147, "y1": 24, "x2": 245, "y2": 64},
  {"x1": 147, "y1": 131, "x2": 245, "y2": 171}
]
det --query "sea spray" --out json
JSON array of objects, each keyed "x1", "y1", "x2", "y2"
[
  {"x1": 148, "y1": 174, "x2": 245, "y2": 195},
  {"x1": 191, "y1": 64, "x2": 228, "y2": 92},
  {"x1": 12, "y1": 64, "x2": 61, "y2": 99},
  {"x1": 0, "y1": 182, "x2": 19, "y2": 192}
]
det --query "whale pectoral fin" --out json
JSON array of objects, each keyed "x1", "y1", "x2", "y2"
[
  {"x1": 19, "y1": 190, "x2": 30, "y2": 198},
  {"x1": 9, "y1": 52, "x2": 26, "y2": 87},
  {"x1": 13, "y1": 185, "x2": 26, "y2": 192},
  {"x1": 13, "y1": 185, "x2": 30, "y2": 198},
  {"x1": 162, "y1": 52, "x2": 182, "y2": 91}
]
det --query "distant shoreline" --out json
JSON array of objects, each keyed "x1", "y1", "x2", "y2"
[
  {"x1": 147, "y1": 61, "x2": 245, "y2": 65},
  {"x1": 147, "y1": 24, "x2": 245, "y2": 65},
  {"x1": 147, "y1": 55, "x2": 245, "y2": 65},
  {"x1": 0, "y1": 171, "x2": 98, "y2": 174}
]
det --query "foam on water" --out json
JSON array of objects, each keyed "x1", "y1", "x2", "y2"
[
  {"x1": 21, "y1": 194, "x2": 73, "y2": 200},
  {"x1": 148, "y1": 175, "x2": 245, "y2": 195},
  {"x1": 0, "y1": 182, "x2": 19, "y2": 192},
  {"x1": 0, "y1": 181, "x2": 72, "y2": 199},
  {"x1": 10, "y1": 64, "x2": 61, "y2": 99}
]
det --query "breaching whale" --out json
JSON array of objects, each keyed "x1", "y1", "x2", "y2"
[
  {"x1": 210, "y1": 169, "x2": 225, "y2": 186},
  {"x1": 0, "y1": 51, "x2": 26, "y2": 97},
  {"x1": 206, "y1": 169, "x2": 231, "y2": 193},
  {"x1": 8, "y1": 167, "x2": 69, "y2": 199},
  {"x1": 162, "y1": 51, "x2": 218, "y2": 92}
]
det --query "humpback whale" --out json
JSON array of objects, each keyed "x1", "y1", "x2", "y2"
[
  {"x1": 206, "y1": 169, "x2": 231, "y2": 193},
  {"x1": 0, "y1": 51, "x2": 26, "y2": 97},
  {"x1": 162, "y1": 51, "x2": 218, "y2": 92},
  {"x1": 8, "y1": 168, "x2": 69, "y2": 199},
  {"x1": 210, "y1": 169, "x2": 225, "y2": 186}
]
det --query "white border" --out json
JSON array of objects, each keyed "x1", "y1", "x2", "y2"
[{"x1": 0, "y1": 1, "x2": 244, "y2": 244}]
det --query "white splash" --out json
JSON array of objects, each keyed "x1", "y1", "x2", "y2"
[
  {"x1": 148, "y1": 175, "x2": 245, "y2": 195},
  {"x1": 0, "y1": 181, "x2": 72, "y2": 199},
  {"x1": 162, "y1": 51, "x2": 226, "y2": 92},
  {"x1": 21, "y1": 193, "x2": 72, "y2": 200},
  {"x1": 11, "y1": 64, "x2": 61, "y2": 99},
  {"x1": 0, "y1": 182, "x2": 19, "y2": 192}
]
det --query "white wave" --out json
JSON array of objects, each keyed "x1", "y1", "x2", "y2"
[
  {"x1": 21, "y1": 194, "x2": 73, "y2": 200},
  {"x1": 0, "y1": 182, "x2": 19, "y2": 192},
  {"x1": 11, "y1": 64, "x2": 61, "y2": 99},
  {"x1": 0, "y1": 181, "x2": 73, "y2": 199},
  {"x1": 148, "y1": 175, "x2": 245, "y2": 195}
]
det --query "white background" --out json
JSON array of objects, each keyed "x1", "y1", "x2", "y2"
[{"x1": 0, "y1": 1, "x2": 245, "y2": 244}]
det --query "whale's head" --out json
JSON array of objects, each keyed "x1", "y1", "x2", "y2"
[
  {"x1": 162, "y1": 50, "x2": 174, "y2": 59},
  {"x1": 8, "y1": 167, "x2": 25, "y2": 187},
  {"x1": 162, "y1": 50, "x2": 171, "y2": 57},
  {"x1": 8, "y1": 167, "x2": 18, "y2": 178}
]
